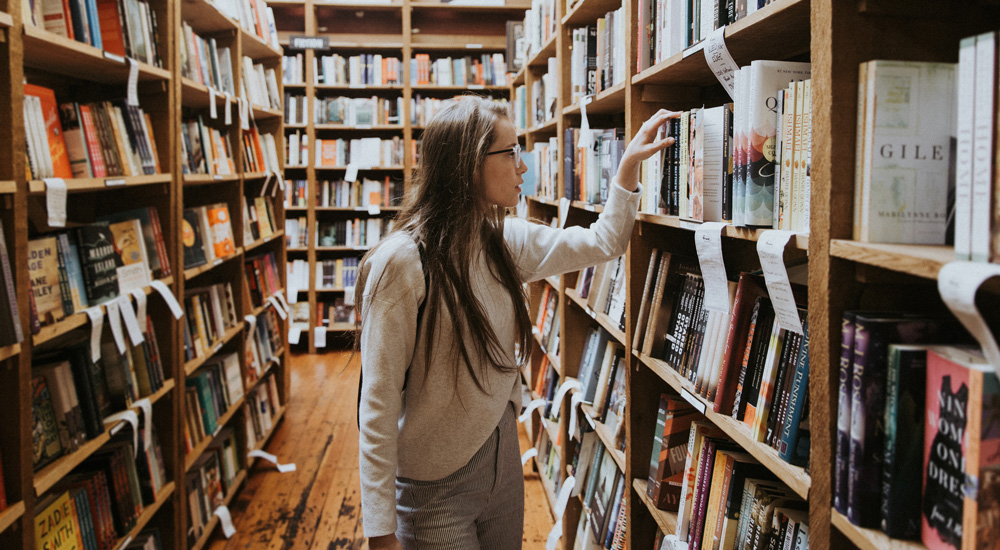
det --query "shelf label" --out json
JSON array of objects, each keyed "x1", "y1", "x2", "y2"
[
  {"x1": 117, "y1": 295, "x2": 145, "y2": 346},
  {"x1": 43, "y1": 178, "x2": 67, "y2": 228},
  {"x1": 584, "y1": 204, "x2": 595, "y2": 212},
  {"x1": 468, "y1": 84, "x2": 485, "y2": 90},
  {"x1": 214, "y1": 174, "x2": 224, "y2": 180},
  {"x1": 151, "y1": 280, "x2": 184, "y2": 319},
  {"x1": 694, "y1": 222, "x2": 731, "y2": 313},
  {"x1": 520, "y1": 447, "x2": 538, "y2": 466},
  {"x1": 368, "y1": 204, "x2": 381, "y2": 215},
  {"x1": 103, "y1": 51, "x2": 126, "y2": 63},
  {"x1": 466, "y1": 43, "x2": 483, "y2": 49},
  {"x1": 213, "y1": 506, "x2": 237, "y2": 538},
  {"x1": 239, "y1": 98, "x2": 250, "y2": 130},
  {"x1": 588, "y1": 308, "x2": 596, "y2": 319},
  {"x1": 289, "y1": 35, "x2": 330, "y2": 51},
  {"x1": 85, "y1": 307, "x2": 104, "y2": 362},
  {"x1": 681, "y1": 388, "x2": 707, "y2": 415},
  {"x1": 105, "y1": 178, "x2": 126, "y2": 187},
  {"x1": 214, "y1": 258, "x2": 223, "y2": 267},
  {"x1": 130, "y1": 289, "x2": 147, "y2": 333},
  {"x1": 313, "y1": 325, "x2": 327, "y2": 348},
  {"x1": 209, "y1": 87, "x2": 218, "y2": 119},
  {"x1": 518, "y1": 398, "x2": 546, "y2": 424},
  {"x1": 127, "y1": 58, "x2": 139, "y2": 107},
  {"x1": 704, "y1": 26, "x2": 739, "y2": 101},
  {"x1": 274, "y1": 290, "x2": 291, "y2": 315},
  {"x1": 356, "y1": 124, "x2": 372, "y2": 130},
  {"x1": 248, "y1": 449, "x2": 297, "y2": 472},
  {"x1": 349, "y1": 82, "x2": 366, "y2": 89},
  {"x1": 939, "y1": 261, "x2": 1000, "y2": 373},
  {"x1": 105, "y1": 299, "x2": 127, "y2": 354},
  {"x1": 757, "y1": 230, "x2": 803, "y2": 335}
]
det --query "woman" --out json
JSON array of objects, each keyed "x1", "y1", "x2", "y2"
[{"x1": 356, "y1": 96, "x2": 676, "y2": 550}]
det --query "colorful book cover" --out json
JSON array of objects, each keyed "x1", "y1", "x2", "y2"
[
  {"x1": 108, "y1": 218, "x2": 151, "y2": 295},
  {"x1": 182, "y1": 208, "x2": 208, "y2": 269},
  {"x1": 73, "y1": 223, "x2": 119, "y2": 306},
  {"x1": 34, "y1": 491, "x2": 85, "y2": 550},
  {"x1": 31, "y1": 375, "x2": 63, "y2": 470},
  {"x1": 28, "y1": 235, "x2": 67, "y2": 327},
  {"x1": 206, "y1": 204, "x2": 236, "y2": 258},
  {"x1": 922, "y1": 346, "x2": 1000, "y2": 550},
  {"x1": 25, "y1": 83, "x2": 73, "y2": 179}
]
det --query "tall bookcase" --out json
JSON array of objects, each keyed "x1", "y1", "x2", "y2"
[
  {"x1": 267, "y1": 0, "x2": 526, "y2": 352},
  {"x1": 515, "y1": 1, "x2": 1000, "y2": 549},
  {"x1": 0, "y1": 0, "x2": 289, "y2": 547}
]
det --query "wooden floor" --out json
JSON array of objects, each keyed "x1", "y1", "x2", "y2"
[{"x1": 208, "y1": 351, "x2": 556, "y2": 550}]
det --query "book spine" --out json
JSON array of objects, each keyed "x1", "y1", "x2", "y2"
[
  {"x1": 833, "y1": 312, "x2": 854, "y2": 514},
  {"x1": 778, "y1": 319, "x2": 810, "y2": 465}
]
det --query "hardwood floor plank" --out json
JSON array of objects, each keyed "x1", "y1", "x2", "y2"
[{"x1": 208, "y1": 351, "x2": 556, "y2": 550}]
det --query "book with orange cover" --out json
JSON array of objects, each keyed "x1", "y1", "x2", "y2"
[
  {"x1": 206, "y1": 204, "x2": 236, "y2": 258},
  {"x1": 24, "y1": 83, "x2": 73, "y2": 179}
]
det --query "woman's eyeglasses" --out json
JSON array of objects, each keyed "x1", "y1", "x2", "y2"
[{"x1": 485, "y1": 143, "x2": 521, "y2": 167}]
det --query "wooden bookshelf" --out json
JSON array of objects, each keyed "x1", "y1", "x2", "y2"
[
  {"x1": 0, "y1": 502, "x2": 25, "y2": 536},
  {"x1": 565, "y1": 288, "x2": 627, "y2": 346},
  {"x1": 562, "y1": 81, "x2": 626, "y2": 115},
  {"x1": 830, "y1": 240, "x2": 951, "y2": 281},
  {"x1": 183, "y1": 323, "x2": 247, "y2": 376},
  {"x1": 0, "y1": 11, "x2": 12, "y2": 28},
  {"x1": 0, "y1": 181, "x2": 16, "y2": 194},
  {"x1": 245, "y1": 231, "x2": 286, "y2": 252},
  {"x1": 183, "y1": 248, "x2": 245, "y2": 281},
  {"x1": 22, "y1": 26, "x2": 172, "y2": 83},
  {"x1": 28, "y1": 174, "x2": 173, "y2": 194},
  {"x1": 831, "y1": 511, "x2": 926, "y2": 550},
  {"x1": 117, "y1": 482, "x2": 176, "y2": 550},
  {"x1": 0, "y1": 343, "x2": 20, "y2": 363},
  {"x1": 184, "y1": 397, "x2": 246, "y2": 472},
  {"x1": 189, "y1": 470, "x2": 247, "y2": 550},
  {"x1": 183, "y1": 174, "x2": 241, "y2": 185},
  {"x1": 632, "y1": 478, "x2": 678, "y2": 537}
]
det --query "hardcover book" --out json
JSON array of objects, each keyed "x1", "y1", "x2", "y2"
[
  {"x1": 31, "y1": 375, "x2": 64, "y2": 470},
  {"x1": 182, "y1": 208, "x2": 208, "y2": 269},
  {"x1": 73, "y1": 223, "x2": 120, "y2": 306},
  {"x1": 108, "y1": 218, "x2": 151, "y2": 295},
  {"x1": 28, "y1": 235, "x2": 67, "y2": 327},
  {"x1": 34, "y1": 491, "x2": 85, "y2": 550}
]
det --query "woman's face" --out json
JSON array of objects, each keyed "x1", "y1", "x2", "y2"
[{"x1": 479, "y1": 118, "x2": 528, "y2": 208}]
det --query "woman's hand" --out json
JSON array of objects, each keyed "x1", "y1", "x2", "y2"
[
  {"x1": 369, "y1": 534, "x2": 403, "y2": 550},
  {"x1": 616, "y1": 109, "x2": 680, "y2": 192}
]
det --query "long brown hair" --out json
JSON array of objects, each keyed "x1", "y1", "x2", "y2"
[{"x1": 355, "y1": 96, "x2": 532, "y2": 393}]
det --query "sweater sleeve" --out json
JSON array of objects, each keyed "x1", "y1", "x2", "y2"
[
  {"x1": 358, "y1": 237, "x2": 425, "y2": 537},
  {"x1": 505, "y1": 179, "x2": 642, "y2": 282}
]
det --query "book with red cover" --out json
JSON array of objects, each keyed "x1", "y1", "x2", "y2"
[{"x1": 24, "y1": 83, "x2": 73, "y2": 179}]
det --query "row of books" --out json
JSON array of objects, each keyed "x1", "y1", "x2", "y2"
[
  {"x1": 24, "y1": 0, "x2": 164, "y2": 67},
  {"x1": 180, "y1": 117, "x2": 236, "y2": 176},
  {"x1": 26, "y1": 84, "x2": 162, "y2": 180},
  {"x1": 244, "y1": 372, "x2": 282, "y2": 450},
  {"x1": 243, "y1": 194, "x2": 280, "y2": 244},
  {"x1": 316, "y1": 298, "x2": 354, "y2": 325},
  {"x1": 285, "y1": 217, "x2": 308, "y2": 248},
  {"x1": 535, "y1": 282, "x2": 561, "y2": 357},
  {"x1": 210, "y1": 0, "x2": 281, "y2": 51},
  {"x1": 317, "y1": 218, "x2": 389, "y2": 248},
  {"x1": 301, "y1": 177, "x2": 403, "y2": 209},
  {"x1": 242, "y1": 127, "x2": 281, "y2": 174},
  {"x1": 522, "y1": 0, "x2": 558, "y2": 64},
  {"x1": 28, "y1": 210, "x2": 171, "y2": 329},
  {"x1": 182, "y1": 282, "x2": 240, "y2": 363},
  {"x1": 569, "y1": 435, "x2": 626, "y2": 549},
  {"x1": 287, "y1": 260, "x2": 307, "y2": 295},
  {"x1": 311, "y1": 137, "x2": 404, "y2": 168},
  {"x1": 637, "y1": 0, "x2": 775, "y2": 71},
  {"x1": 519, "y1": 139, "x2": 558, "y2": 200},
  {"x1": 308, "y1": 96, "x2": 404, "y2": 126},
  {"x1": 180, "y1": 23, "x2": 236, "y2": 94},
  {"x1": 410, "y1": 53, "x2": 508, "y2": 87},
  {"x1": 633, "y1": 253, "x2": 811, "y2": 466},
  {"x1": 181, "y1": 203, "x2": 237, "y2": 270},
  {"x1": 283, "y1": 54, "x2": 305, "y2": 85},
  {"x1": 314, "y1": 54, "x2": 403, "y2": 87},
  {"x1": 411, "y1": 95, "x2": 508, "y2": 127},
  {"x1": 568, "y1": 9, "x2": 626, "y2": 105},
  {"x1": 530, "y1": 57, "x2": 560, "y2": 127},
  {"x1": 186, "y1": 428, "x2": 240, "y2": 546},
  {"x1": 0, "y1": 224, "x2": 21, "y2": 348},
  {"x1": 246, "y1": 307, "x2": 282, "y2": 383},
  {"x1": 244, "y1": 251, "x2": 283, "y2": 310},
  {"x1": 533, "y1": 417, "x2": 562, "y2": 492},
  {"x1": 32, "y1": 328, "x2": 166, "y2": 470},
  {"x1": 241, "y1": 56, "x2": 281, "y2": 111},
  {"x1": 34, "y1": 425, "x2": 168, "y2": 550},
  {"x1": 831, "y1": 313, "x2": 986, "y2": 545},
  {"x1": 183, "y1": 354, "x2": 244, "y2": 451},
  {"x1": 575, "y1": 254, "x2": 627, "y2": 331},
  {"x1": 316, "y1": 257, "x2": 360, "y2": 290},
  {"x1": 564, "y1": 127, "x2": 627, "y2": 206}
]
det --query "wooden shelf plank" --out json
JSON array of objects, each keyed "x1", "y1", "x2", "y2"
[
  {"x1": 637, "y1": 213, "x2": 810, "y2": 249},
  {"x1": 251, "y1": 104, "x2": 283, "y2": 119},
  {"x1": 527, "y1": 33, "x2": 557, "y2": 68},
  {"x1": 0, "y1": 501, "x2": 25, "y2": 535},
  {"x1": 314, "y1": 165, "x2": 405, "y2": 171},
  {"x1": 0, "y1": 181, "x2": 16, "y2": 194},
  {"x1": 22, "y1": 26, "x2": 171, "y2": 83},
  {"x1": 314, "y1": 124, "x2": 404, "y2": 131},
  {"x1": 184, "y1": 323, "x2": 246, "y2": 377},
  {"x1": 181, "y1": 0, "x2": 239, "y2": 34},
  {"x1": 189, "y1": 470, "x2": 248, "y2": 550},
  {"x1": 180, "y1": 78, "x2": 238, "y2": 109},
  {"x1": 185, "y1": 396, "x2": 246, "y2": 472},
  {"x1": 34, "y1": 380, "x2": 175, "y2": 496},
  {"x1": 562, "y1": 0, "x2": 624, "y2": 26},
  {"x1": 830, "y1": 239, "x2": 952, "y2": 280},
  {"x1": 184, "y1": 248, "x2": 244, "y2": 281},
  {"x1": 545, "y1": 275, "x2": 561, "y2": 289},
  {"x1": 33, "y1": 277, "x2": 174, "y2": 346},
  {"x1": 313, "y1": 84, "x2": 404, "y2": 91},
  {"x1": 315, "y1": 245, "x2": 372, "y2": 252},
  {"x1": 528, "y1": 117, "x2": 559, "y2": 137},
  {"x1": 409, "y1": 84, "x2": 509, "y2": 92},
  {"x1": 183, "y1": 173, "x2": 240, "y2": 185},
  {"x1": 29, "y1": 174, "x2": 172, "y2": 194},
  {"x1": 411, "y1": 35, "x2": 506, "y2": 50},
  {"x1": 115, "y1": 482, "x2": 175, "y2": 550},
  {"x1": 633, "y1": 0, "x2": 808, "y2": 88},
  {"x1": 563, "y1": 81, "x2": 627, "y2": 116},
  {"x1": 831, "y1": 511, "x2": 926, "y2": 550},
  {"x1": 240, "y1": 28, "x2": 282, "y2": 60},
  {"x1": 313, "y1": 0, "x2": 402, "y2": 8},
  {"x1": 314, "y1": 205, "x2": 403, "y2": 212},
  {"x1": 582, "y1": 404, "x2": 626, "y2": 473},
  {"x1": 565, "y1": 288, "x2": 627, "y2": 346},
  {"x1": 0, "y1": 11, "x2": 12, "y2": 28},
  {"x1": 528, "y1": 195, "x2": 560, "y2": 207},
  {"x1": 512, "y1": 67, "x2": 526, "y2": 86},
  {"x1": 533, "y1": 329, "x2": 562, "y2": 376},
  {"x1": 327, "y1": 322, "x2": 356, "y2": 331},
  {"x1": 411, "y1": 1, "x2": 531, "y2": 10},
  {"x1": 637, "y1": 351, "x2": 811, "y2": 499},
  {"x1": 632, "y1": 478, "x2": 678, "y2": 537},
  {"x1": 245, "y1": 231, "x2": 285, "y2": 253},
  {"x1": 0, "y1": 343, "x2": 20, "y2": 363},
  {"x1": 250, "y1": 290, "x2": 285, "y2": 317},
  {"x1": 242, "y1": 171, "x2": 272, "y2": 180}
]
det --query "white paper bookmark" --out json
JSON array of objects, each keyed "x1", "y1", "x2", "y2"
[
  {"x1": 545, "y1": 519, "x2": 563, "y2": 550},
  {"x1": 85, "y1": 307, "x2": 104, "y2": 362},
  {"x1": 117, "y1": 295, "x2": 145, "y2": 346},
  {"x1": 127, "y1": 58, "x2": 140, "y2": 106},
  {"x1": 275, "y1": 171, "x2": 286, "y2": 191},
  {"x1": 273, "y1": 290, "x2": 291, "y2": 314},
  {"x1": 558, "y1": 197, "x2": 571, "y2": 228},
  {"x1": 577, "y1": 95, "x2": 594, "y2": 149},
  {"x1": 130, "y1": 289, "x2": 147, "y2": 331},
  {"x1": 569, "y1": 392, "x2": 585, "y2": 438},
  {"x1": 239, "y1": 98, "x2": 250, "y2": 130},
  {"x1": 756, "y1": 230, "x2": 803, "y2": 334},
  {"x1": 288, "y1": 284, "x2": 299, "y2": 304},
  {"x1": 521, "y1": 447, "x2": 538, "y2": 467},
  {"x1": 554, "y1": 476, "x2": 576, "y2": 519},
  {"x1": 213, "y1": 506, "x2": 237, "y2": 538},
  {"x1": 248, "y1": 449, "x2": 296, "y2": 472},
  {"x1": 704, "y1": 27, "x2": 739, "y2": 101},
  {"x1": 695, "y1": 222, "x2": 731, "y2": 313},
  {"x1": 43, "y1": 178, "x2": 67, "y2": 228},
  {"x1": 551, "y1": 379, "x2": 583, "y2": 417},
  {"x1": 313, "y1": 326, "x2": 327, "y2": 348},
  {"x1": 244, "y1": 315, "x2": 258, "y2": 335},
  {"x1": 133, "y1": 397, "x2": 153, "y2": 450},
  {"x1": 151, "y1": 280, "x2": 184, "y2": 319},
  {"x1": 105, "y1": 299, "x2": 127, "y2": 354},
  {"x1": 268, "y1": 296, "x2": 287, "y2": 319},
  {"x1": 518, "y1": 398, "x2": 546, "y2": 424},
  {"x1": 345, "y1": 163, "x2": 359, "y2": 183},
  {"x1": 288, "y1": 325, "x2": 302, "y2": 345},
  {"x1": 939, "y1": 261, "x2": 1000, "y2": 371},
  {"x1": 344, "y1": 286, "x2": 355, "y2": 306},
  {"x1": 209, "y1": 87, "x2": 218, "y2": 119},
  {"x1": 104, "y1": 409, "x2": 139, "y2": 456},
  {"x1": 224, "y1": 93, "x2": 233, "y2": 125}
]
